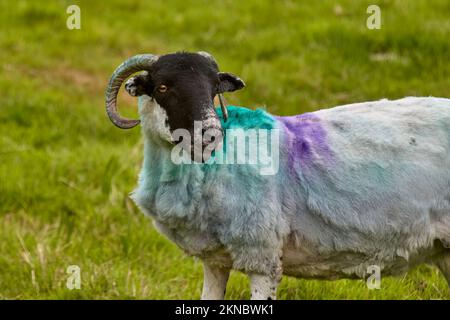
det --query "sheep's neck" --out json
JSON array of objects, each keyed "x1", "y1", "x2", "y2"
[{"x1": 142, "y1": 135, "x2": 203, "y2": 184}]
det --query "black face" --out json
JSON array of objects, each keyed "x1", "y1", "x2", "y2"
[
  {"x1": 125, "y1": 52, "x2": 245, "y2": 162},
  {"x1": 152, "y1": 53, "x2": 219, "y2": 132},
  {"x1": 128, "y1": 53, "x2": 244, "y2": 130}
]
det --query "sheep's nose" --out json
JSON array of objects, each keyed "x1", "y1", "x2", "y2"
[
  {"x1": 202, "y1": 125, "x2": 223, "y2": 145},
  {"x1": 201, "y1": 126, "x2": 223, "y2": 138}
]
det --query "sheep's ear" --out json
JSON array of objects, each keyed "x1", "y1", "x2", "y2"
[
  {"x1": 124, "y1": 72, "x2": 154, "y2": 97},
  {"x1": 218, "y1": 72, "x2": 245, "y2": 93}
]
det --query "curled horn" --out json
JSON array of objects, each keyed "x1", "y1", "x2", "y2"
[{"x1": 105, "y1": 54, "x2": 159, "y2": 129}]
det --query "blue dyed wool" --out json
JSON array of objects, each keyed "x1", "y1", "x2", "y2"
[{"x1": 132, "y1": 96, "x2": 450, "y2": 278}]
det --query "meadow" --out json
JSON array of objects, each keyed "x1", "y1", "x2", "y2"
[{"x1": 0, "y1": 0, "x2": 449, "y2": 299}]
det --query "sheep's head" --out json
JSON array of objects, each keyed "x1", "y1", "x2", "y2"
[{"x1": 105, "y1": 52, "x2": 245, "y2": 162}]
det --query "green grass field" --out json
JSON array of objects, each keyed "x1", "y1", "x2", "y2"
[{"x1": 0, "y1": 0, "x2": 449, "y2": 299}]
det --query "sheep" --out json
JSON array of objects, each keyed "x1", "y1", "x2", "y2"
[{"x1": 105, "y1": 51, "x2": 450, "y2": 300}]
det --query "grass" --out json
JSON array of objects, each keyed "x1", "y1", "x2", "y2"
[{"x1": 0, "y1": 0, "x2": 449, "y2": 299}]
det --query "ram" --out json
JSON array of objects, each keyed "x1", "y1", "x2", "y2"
[{"x1": 105, "y1": 52, "x2": 450, "y2": 299}]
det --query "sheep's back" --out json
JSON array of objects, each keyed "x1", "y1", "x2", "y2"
[{"x1": 281, "y1": 97, "x2": 450, "y2": 266}]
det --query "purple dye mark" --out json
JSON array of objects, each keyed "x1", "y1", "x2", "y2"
[{"x1": 275, "y1": 113, "x2": 334, "y2": 171}]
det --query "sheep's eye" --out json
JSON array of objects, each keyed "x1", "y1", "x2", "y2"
[{"x1": 157, "y1": 85, "x2": 168, "y2": 93}]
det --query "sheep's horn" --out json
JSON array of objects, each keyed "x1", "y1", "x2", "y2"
[{"x1": 105, "y1": 54, "x2": 159, "y2": 129}]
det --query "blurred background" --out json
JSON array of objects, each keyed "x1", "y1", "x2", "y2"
[{"x1": 0, "y1": 0, "x2": 449, "y2": 299}]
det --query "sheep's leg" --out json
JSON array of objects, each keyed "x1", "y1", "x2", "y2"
[
  {"x1": 249, "y1": 274, "x2": 280, "y2": 300},
  {"x1": 124, "y1": 71, "x2": 151, "y2": 97},
  {"x1": 436, "y1": 253, "x2": 450, "y2": 289},
  {"x1": 201, "y1": 262, "x2": 230, "y2": 300}
]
